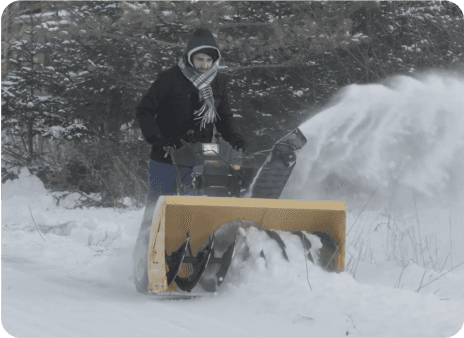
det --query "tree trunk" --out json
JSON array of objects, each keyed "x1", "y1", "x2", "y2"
[{"x1": 27, "y1": 118, "x2": 34, "y2": 166}]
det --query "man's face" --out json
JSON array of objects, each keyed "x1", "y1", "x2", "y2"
[{"x1": 192, "y1": 53, "x2": 213, "y2": 73}]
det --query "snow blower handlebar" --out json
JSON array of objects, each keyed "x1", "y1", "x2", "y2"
[{"x1": 169, "y1": 127, "x2": 308, "y2": 199}]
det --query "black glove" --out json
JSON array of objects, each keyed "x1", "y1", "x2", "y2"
[
  {"x1": 228, "y1": 134, "x2": 248, "y2": 152},
  {"x1": 178, "y1": 130, "x2": 197, "y2": 144}
]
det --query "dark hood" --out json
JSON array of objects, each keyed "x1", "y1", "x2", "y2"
[{"x1": 183, "y1": 28, "x2": 221, "y2": 67}]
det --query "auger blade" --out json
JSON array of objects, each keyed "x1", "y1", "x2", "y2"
[
  {"x1": 292, "y1": 230, "x2": 314, "y2": 263},
  {"x1": 165, "y1": 234, "x2": 190, "y2": 286},
  {"x1": 216, "y1": 240, "x2": 236, "y2": 287},
  {"x1": 265, "y1": 229, "x2": 289, "y2": 261},
  {"x1": 175, "y1": 235, "x2": 215, "y2": 292}
]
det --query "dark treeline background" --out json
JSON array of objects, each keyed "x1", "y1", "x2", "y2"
[{"x1": 2, "y1": 1, "x2": 463, "y2": 207}]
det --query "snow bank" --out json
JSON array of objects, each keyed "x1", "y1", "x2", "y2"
[
  {"x1": 1, "y1": 168, "x2": 48, "y2": 200},
  {"x1": 1, "y1": 168, "x2": 142, "y2": 287}
]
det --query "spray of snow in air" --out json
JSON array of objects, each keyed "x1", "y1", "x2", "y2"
[{"x1": 282, "y1": 71, "x2": 464, "y2": 213}]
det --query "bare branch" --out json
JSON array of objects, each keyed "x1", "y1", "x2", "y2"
[
  {"x1": 100, "y1": 32, "x2": 185, "y2": 48},
  {"x1": 221, "y1": 60, "x2": 304, "y2": 73},
  {"x1": 415, "y1": 260, "x2": 464, "y2": 292},
  {"x1": 415, "y1": 270, "x2": 427, "y2": 293},
  {"x1": 28, "y1": 194, "x2": 46, "y2": 242}
]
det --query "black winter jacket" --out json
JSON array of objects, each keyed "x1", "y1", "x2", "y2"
[{"x1": 136, "y1": 66, "x2": 242, "y2": 164}]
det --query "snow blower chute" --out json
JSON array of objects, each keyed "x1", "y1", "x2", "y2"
[{"x1": 134, "y1": 128, "x2": 346, "y2": 294}]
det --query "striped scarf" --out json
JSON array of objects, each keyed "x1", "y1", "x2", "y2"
[{"x1": 178, "y1": 58, "x2": 220, "y2": 129}]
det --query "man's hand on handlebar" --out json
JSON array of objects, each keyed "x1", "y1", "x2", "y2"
[
  {"x1": 162, "y1": 144, "x2": 175, "y2": 152},
  {"x1": 151, "y1": 138, "x2": 176, "y2": 158},
  {"x1": 228, "y1": 134, "x2": 248, "y2": 152}
]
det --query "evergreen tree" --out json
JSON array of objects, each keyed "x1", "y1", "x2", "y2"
[
  {"x1": 1, "y1": 8, "x2": 73, "y2": 166},
  {"x1": 46, "y1": 1, "x2": 140, "y2": 138}
]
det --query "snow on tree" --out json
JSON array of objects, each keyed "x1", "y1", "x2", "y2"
[{"x1": 1, "y1": 7, "x2": 78, "y2": 167}]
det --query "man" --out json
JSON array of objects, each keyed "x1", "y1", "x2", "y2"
[{"x1": 134, "y1": 28, "x2": 247, "y2": 253}]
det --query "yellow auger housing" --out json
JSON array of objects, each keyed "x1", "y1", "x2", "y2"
[{"x1": 147, "y1": 195, "x2": 346, "y2": 292}]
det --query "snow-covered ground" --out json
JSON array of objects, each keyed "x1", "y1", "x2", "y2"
[{"x1": 2, "y1": 71, "x2": 464, "y2": 337}]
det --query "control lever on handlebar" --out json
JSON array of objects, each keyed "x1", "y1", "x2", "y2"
[
  {"x1": 163, "y1": 145, "x2": 175, "y2": 158},
  {"x1": 186, "y1": 130, "x2": 195, "y2": 143},
  {"x1": 214, "y1": 133, "x2": 223, "y2": 142},
  {"x1": 179, "y1": 138, "x2": 194, "y2": 151}
]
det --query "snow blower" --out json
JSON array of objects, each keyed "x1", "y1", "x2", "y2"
[{"x1": 134, "y1": 128, "x2": 346, "y2": 294}]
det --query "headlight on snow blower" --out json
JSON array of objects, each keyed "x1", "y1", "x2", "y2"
[{"x1": 202, "y1": 143, "x2": 219, "y2": 156}]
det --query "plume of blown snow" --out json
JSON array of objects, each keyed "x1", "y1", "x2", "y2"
[{"x1": 282, "y1": 71, "x2": 464, "y2": 214}]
